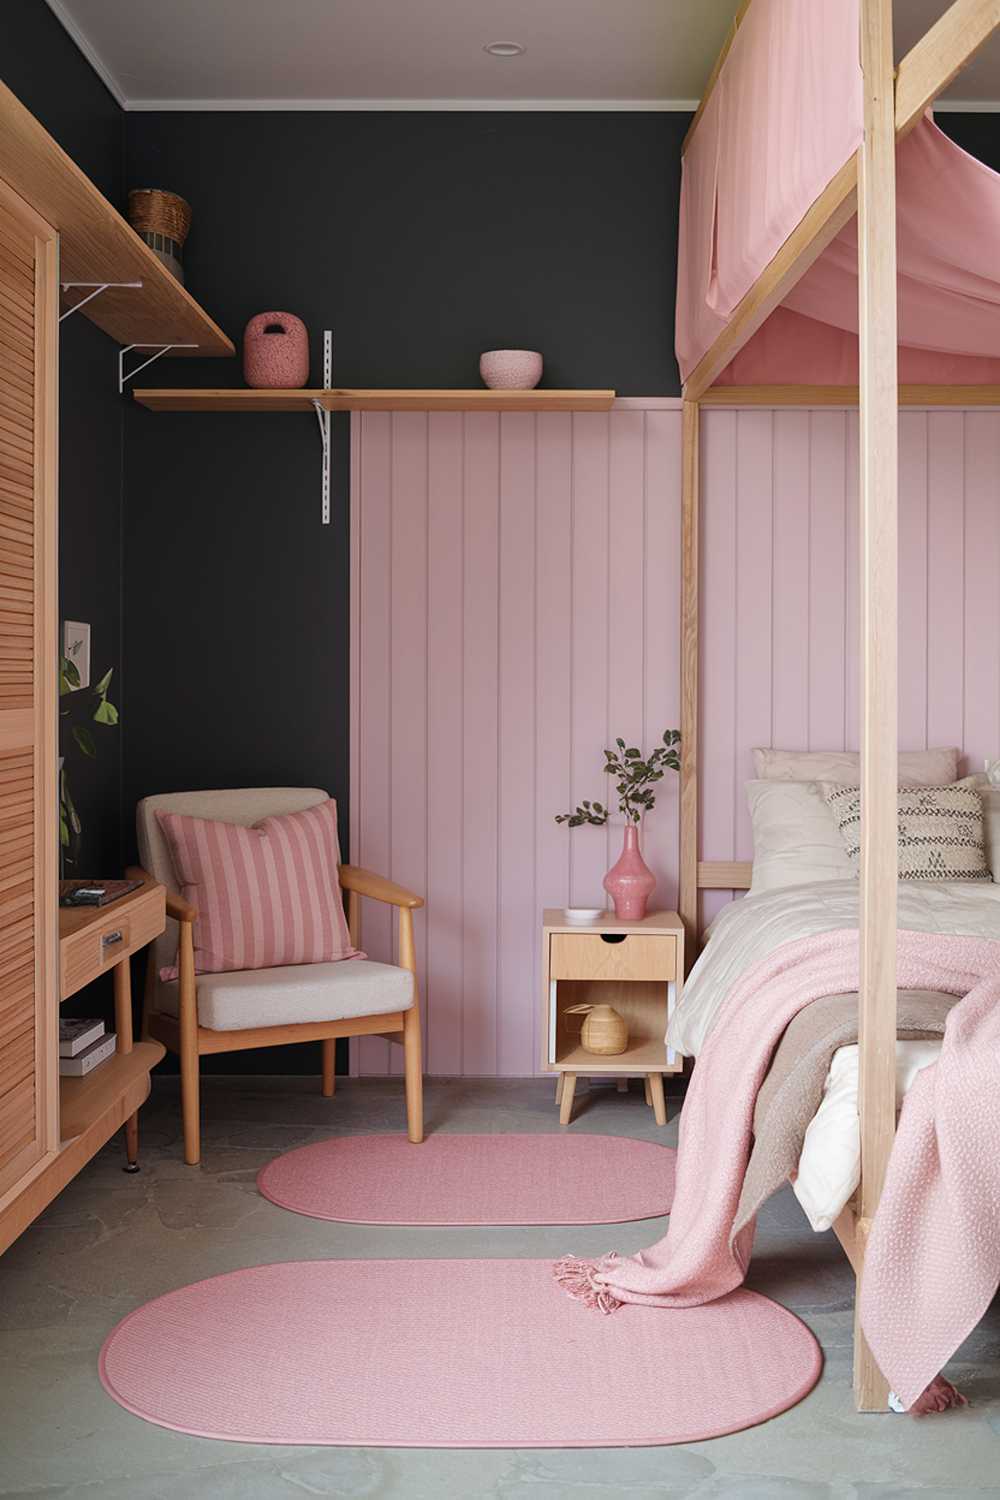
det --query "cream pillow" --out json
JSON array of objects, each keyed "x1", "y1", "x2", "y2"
[
  {"x1": 978, "y1": 784, "x2": 1000, "y2": 882},
  {"x1": 822, "y1": 780, "x2": 992, "y2": 882},
  {"x1": 746, "y1": 780, "x2": 854, "y2": 897},
  {"x1": 753, "y1": 746, "x2": 959, "y2": 787}
]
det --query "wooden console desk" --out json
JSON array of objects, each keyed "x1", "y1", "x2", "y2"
[
  {"x1": 59, "y1": 876, "x2": 167, "y2": 1162},
  {"x1": 0, "y1": 876, "x2": 166, "y2": 1257}
]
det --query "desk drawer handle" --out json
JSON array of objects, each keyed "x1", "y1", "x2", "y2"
[
  {"x1": 600, "y1": 934, "x2": 627, "y2": 945},
  {"x1": 102, "y1": 929, "x2": 124, "y2": 950}
]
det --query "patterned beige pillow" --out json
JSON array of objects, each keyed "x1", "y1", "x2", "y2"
[{"x1": 821, "y1": 781, "x2": 992, "y2": 881}]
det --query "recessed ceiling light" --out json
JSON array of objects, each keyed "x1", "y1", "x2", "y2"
[{"x1": 484, "y1": 41, "x2": 526, "y2": 57}]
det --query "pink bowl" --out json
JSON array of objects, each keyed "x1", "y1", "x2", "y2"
[{"x1": 479, "y1": 349, "x2": 543, "y2": 390}]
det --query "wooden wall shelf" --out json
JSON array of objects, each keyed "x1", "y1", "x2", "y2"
[
  {"x1": 0, "y1": 81, "x2": 232, "y2": 356},
  {"x1": 132, "y1": 388, "x2": 617, "y2": 413}
]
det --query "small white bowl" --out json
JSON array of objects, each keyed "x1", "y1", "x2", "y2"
[
  {"x1": 480, "y1": 349, "x2": 543, "y2": 390},
  {"x1": 563, "y1": 907, "x2": 604, "y2": 924}
]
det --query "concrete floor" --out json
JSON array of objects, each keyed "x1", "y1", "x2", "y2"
[{"x1": 1, "y1": 1075, "x2": 999, "y2": 1499}]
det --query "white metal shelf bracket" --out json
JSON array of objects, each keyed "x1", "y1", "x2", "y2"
[
  {"x1": 119, "y1": 342, "x2": 198, "y2": 394},
  {"x1": 60, "y1": 281, "x2": 142, "y2": 323},
  {"x1": 311, "y1": 330, "x2": 333, "y2": 525}
]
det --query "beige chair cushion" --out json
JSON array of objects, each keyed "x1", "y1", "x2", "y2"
[
  {"x1": 136, "y1": 788, "x2": 331, "y2": 1013},
  {"x1": 157, "y1": 958, "x2": 414, "y2": 1032}
]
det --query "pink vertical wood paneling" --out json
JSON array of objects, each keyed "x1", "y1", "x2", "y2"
[
  {"x1": 607, "y1": 409, "x2": 647, "y2": 882},
  {"x1": 694, "y1": 404, "x2": 1000, "y2": 895},
  {"x1": 425, "y1": 415, "x2": 465, "y2": 1077},
  {"x1": 569, "y1": 414, "x2": 611, "y2": 908},
  {"x1": 387, "y1": 415, "x2": 429, "y2": 1076},
  {"x1": 497, "y1": 415, "x2": 537, "y2": 1076},
  {"x1": 808, "y1": 412, "x2": 848, "y2": 750},
  {"x1": 734, "y1": 412, "x2": 774, "y2": 861},
  {"x1": 963, "y1": 415, "x2": 1000, "y2": 771},
  {"x1": 700, "y1": 411, "x2": 738, "y2": 927},
  {"x1": 926, "y1": 413, "x2": 966, "y2": 756},
  {"x1": 461, "y1": 414, "x2": 501, "y2": 1075},
  {"x1": 352, "y1": 400, "x2": 683, "y2": 1076},
  {"x1": 771, "y1": 412, "x2": 811, "y2": 751},
  {"x1": 844, "y1": 413, "x2": 861, "y2": 752},
  {"x1": 642, "y1": 410, "x2": 683, "y2": 911},
  {"x1": 353, "y1": 413, "x2": 393, "y2": 1075},
  {"x1": 898, "y1": 412, "x2": 929, "y2": 753},
  {"x1": 352, "y1": 400, "x2": 1000, "y2": 1075},
  {"x1": 533, "y1": 415, "x2": 573, "y2": 1071}
]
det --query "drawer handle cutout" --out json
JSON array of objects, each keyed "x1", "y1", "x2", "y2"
[
  {"x1": 600, "y1": 934, "x2": 627, "y2": 945},
  {"x1": 102, "y1": 930, "x2": 124, "y2": 950}
]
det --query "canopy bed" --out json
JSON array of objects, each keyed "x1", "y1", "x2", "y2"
[{"x1": 676, "y1": 0, "x2": 1000, "y2": 1411}]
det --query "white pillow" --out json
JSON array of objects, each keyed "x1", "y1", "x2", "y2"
[
  {"x1": 746, "y1": 780, "x2": 854, "y2": 897},
  {"x1": 753, "y1": 746, "x2": 959, "y2": 786}
]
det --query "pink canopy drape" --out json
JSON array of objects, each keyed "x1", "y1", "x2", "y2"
[{"x1": 677, "y1": 0, "x2": 1000, "y2": 387}]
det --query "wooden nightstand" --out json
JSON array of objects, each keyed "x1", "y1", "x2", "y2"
[{"x1": 541, "y1": 909, "x2": 684, "y2": 1126}]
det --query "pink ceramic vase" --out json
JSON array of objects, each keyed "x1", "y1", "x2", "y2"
[
  {"x1": 243, "y1": 311, "x2": 309, "y2": 389},
  {"x1": 603, "y1": 824, "x2": 656, "y2": 920}
]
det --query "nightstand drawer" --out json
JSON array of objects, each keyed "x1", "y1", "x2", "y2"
[{"x1": 549, "y1": 932, "x2": 676, "y2": 983}]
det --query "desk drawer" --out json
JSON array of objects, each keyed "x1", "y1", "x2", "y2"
[
  {"x1": 60, "y1": 887, "x2": 165, "y2": 1000},
  {"x1": 549, "y1": 932, "x2": 676, "y2": 983}
]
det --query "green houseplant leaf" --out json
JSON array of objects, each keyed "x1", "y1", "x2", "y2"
[
  {"x1": 555, "y1": 728, "x2": 681, "y2": 830},
  {"x1": 58, "y1": 658, "x2": 120, "y2": 870}
]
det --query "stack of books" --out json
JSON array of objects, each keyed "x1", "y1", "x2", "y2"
[{"x1": 59, "y1": 1018, "x2": 116, "y2": 1077}]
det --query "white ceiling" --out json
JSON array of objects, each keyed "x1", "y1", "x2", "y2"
[{"x1": 46, "y1": 0, "x2": 1000, "y2": 112}]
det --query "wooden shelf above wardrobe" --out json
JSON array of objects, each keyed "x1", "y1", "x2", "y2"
[
  {"x1": 132, "y1": 387, "x2": 617, "y2": 413},
  {"x1": 0, "y1": 81, "x2": 232, "y2": 356}
]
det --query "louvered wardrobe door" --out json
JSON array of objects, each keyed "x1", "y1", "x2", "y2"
[{"x1": 0, "y1": 177, "x2": 57, "y2": 1202}]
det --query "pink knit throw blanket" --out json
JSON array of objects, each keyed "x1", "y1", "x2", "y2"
[{"x1": 556, "y1": 929, "x2": 1000, "y2": 1409}]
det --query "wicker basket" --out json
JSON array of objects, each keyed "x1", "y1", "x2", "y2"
[{"x1": 127, "y1": 189, "x2": 192, "y2": 247}]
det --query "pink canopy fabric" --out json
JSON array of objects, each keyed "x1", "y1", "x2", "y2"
[{"x1": 677, "y1": 0, "x2": 1000, "y2": 387}]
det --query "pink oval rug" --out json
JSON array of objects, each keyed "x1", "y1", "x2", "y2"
[
  {"x1": 100, "y1": 1259, "x2": 821, "y2": 1446},
  {"x1": 257, "y1": 1134, "x2": 676, "y2": 1225}
]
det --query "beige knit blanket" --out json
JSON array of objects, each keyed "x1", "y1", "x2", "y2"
[{"x1": 733, "y1": 987, "x2": 957, "y2": 1236}]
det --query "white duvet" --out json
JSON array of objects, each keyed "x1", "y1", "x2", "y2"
[{"x1": 668, "y1": 880, "x2": 1000, "y2": 1230}]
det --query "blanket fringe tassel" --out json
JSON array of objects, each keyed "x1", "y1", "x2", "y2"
[{"x1": 553, "y1": 1254, "x2": 624, "y2": 1313}]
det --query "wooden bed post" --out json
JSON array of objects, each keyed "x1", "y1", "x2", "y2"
[
  {"x1": 679, "y1": 399, "x2": 700, "y2": 959},
  {"x1": 855, "y1": 0, "x2": 899, "y2": 1414}
]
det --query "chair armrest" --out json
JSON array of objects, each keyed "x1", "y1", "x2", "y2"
[
  {"x1": 339, "y1": 864, "x2": 424, "y2": 910},
  {"x1": 126, "y1": 865, "x2": 197, "y2": 924}
]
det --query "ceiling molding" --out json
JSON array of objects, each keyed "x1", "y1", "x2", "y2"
[
  {"x1": 44, "y1": 0, "x2": 128, "y2": 108},
  {"x1": 41, "y1": 3, "x2": 1000, "y2": 118},
  {"x1": 123, "y1": 96, "x2": 701, "y2": 112}
]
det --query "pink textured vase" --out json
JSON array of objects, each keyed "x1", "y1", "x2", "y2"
[
  {"x1": 603, "y1": 825, "x2": 656, "y2": 921},
  {"x1": 243, "y1": 312, "x2": 309, "y2": 389}
]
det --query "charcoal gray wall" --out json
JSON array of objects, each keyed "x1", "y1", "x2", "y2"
[{"x1": 3, "y1": 0, "x2": 125, "y2": 875}]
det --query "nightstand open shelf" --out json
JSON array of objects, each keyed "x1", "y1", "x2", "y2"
[{"x1": 541, "y1": 909, "x2": 684, "y2": 1126}]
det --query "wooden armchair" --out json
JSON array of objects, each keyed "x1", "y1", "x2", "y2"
[{"x1": 132, "y1": 787, "x2": 423, "y2": 1165}]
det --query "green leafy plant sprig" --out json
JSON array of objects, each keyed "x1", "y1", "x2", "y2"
[
  {"x1": 555, "y1": 729, "x2": 681, "y2": 828},
  {"x1": 59, "y1": 655, "x2": 119, "y2": 859}
]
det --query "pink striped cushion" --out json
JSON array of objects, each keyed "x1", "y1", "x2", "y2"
[{"x1": 156, "y1": 799, "x2": 360, "y2": 978}]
